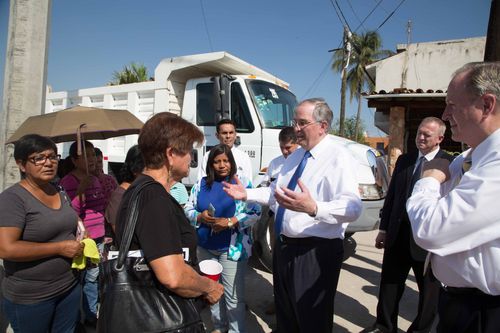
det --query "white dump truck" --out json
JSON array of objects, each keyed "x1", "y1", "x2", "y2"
[{"x1": 46, "y1": 51, "x2": 389, "y2": 268}]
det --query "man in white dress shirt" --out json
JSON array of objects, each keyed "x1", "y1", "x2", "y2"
[
  {"x1": 198, "y1": 119, "x2": 253, "y2": 181},
  {"x1": 224, "y1": 98, "x2": 362, "y2": 332},
  {"x1": 407, "y1": 62, "x2": 500, "y2": 333},
  {"x1": 263, "y1": 126, "x2": 298, "y2": 186}
]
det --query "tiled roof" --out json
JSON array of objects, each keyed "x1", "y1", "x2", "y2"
[{"x1": 362, "y1": 88, "x2": 445, "y2": 96}]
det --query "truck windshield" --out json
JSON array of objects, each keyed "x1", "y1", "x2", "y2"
[{"x1": 247, "y1": 80, "x2": 297, "y2": 129}]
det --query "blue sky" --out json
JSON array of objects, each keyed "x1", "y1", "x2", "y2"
[{"x1": 0, "y1": 0, "x2": 491, "y2": 135}]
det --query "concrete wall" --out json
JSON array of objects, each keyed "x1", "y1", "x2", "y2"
[{"x1": 368, "y1": 37, "x2": 485, "y2": 92}]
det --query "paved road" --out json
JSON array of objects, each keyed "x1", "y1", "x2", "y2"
[{"x1": 0, "y1": 230, "x2": 421, "y2": 332}]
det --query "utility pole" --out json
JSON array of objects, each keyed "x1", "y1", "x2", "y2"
[
  {"x1": 484, "y1": 0, "x2": 499, "y2": 61},
  {"x1": 0, "y1": 0, "x2": 52, "y2": 191},
  {"x1": 339, "y1": 26, "x2": 351, "y2": 137}
]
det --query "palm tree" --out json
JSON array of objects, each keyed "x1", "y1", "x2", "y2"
[
  {"x1": 332, "y1": 30, "x2": 393, "y2": 139},
  {"x1": 331, "y1": 115, "x2": 367, "y2": 144},
  {"x1": 110, "y1": 62, "x2": 150, "y2": 85}
]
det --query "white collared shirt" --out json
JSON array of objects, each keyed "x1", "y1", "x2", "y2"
[
  {"x1": 415, "y1": 148, "x2": 440, "y2": 173},
  {"x1": 407, "y1": 128, "x2": 500, "y2": 295},
  {"x1": 247, "y1": 135, "x2": 362, "y2": 239},
  {"x1": 265, "y1": 154, "x2": 286, "y2": 182},
  {"x1": 198, "y1": 146, "x2": 253, "y2": 182}
]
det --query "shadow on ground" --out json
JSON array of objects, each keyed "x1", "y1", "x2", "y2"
[
  {"x1": 201, "y1": 256, "x2": 275, "y2": 333},
  {"x1": 340, "y1": 252, "x2": 420, "y2": 329}
]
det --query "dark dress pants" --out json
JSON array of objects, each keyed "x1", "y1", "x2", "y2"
[
  {"x1": 375, "y1": 225, "x2": 439, "y2": 333},
  {"x1": 437, "y1": 287, "x2": 500, "y2": 333},
  {"x1": 273, "y1": 236, "x2": 343, "y2": 333}
]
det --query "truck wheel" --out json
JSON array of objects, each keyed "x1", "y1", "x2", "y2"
[
  {"x1": 252, "y1": 207, "x2": 274, "y2": 273},
  {"x1": 252, "y1": 207, "x2": 357, "y2": 273}
]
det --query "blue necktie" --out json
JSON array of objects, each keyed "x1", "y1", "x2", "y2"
[{"x1": 274, "y1": 151, "x2": 311, "y2": 238}]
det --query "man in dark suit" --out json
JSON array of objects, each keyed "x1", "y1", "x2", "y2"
[{"x1": 362, "y1": 117, "x2": 454, "y2": 333}]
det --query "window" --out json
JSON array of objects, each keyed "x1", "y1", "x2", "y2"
[
  {"x1": 196, "y1": 83, "x2": 216, "y2": 126},
  {"x1": 196, "y1": 81, "x2": 254, "y2": 133},
  {"x1": 231, "y1": 83, "x2": 253, "y2": 133},
  {"x1": 247, "y1": 80, "x2": 297, "y2": 128}
]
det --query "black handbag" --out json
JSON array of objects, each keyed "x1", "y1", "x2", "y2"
[{"x1": 97, "y1": 179, "x2": 205, "y2": 333}]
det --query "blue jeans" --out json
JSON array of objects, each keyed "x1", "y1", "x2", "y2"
[
  {"x1": 2, "y1": 283, "x2": 81, "y2": 333},
  {"x1": 82, "y1": 241, "x2": 103, "y2": 322},
  {"x1": 198, "y1": 247, "x2": 247, "y2": 333}
]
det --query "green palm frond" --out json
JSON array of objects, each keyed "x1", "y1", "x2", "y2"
[{"x1": 110, "y1": 62, "x2": 150, "y2": 85}]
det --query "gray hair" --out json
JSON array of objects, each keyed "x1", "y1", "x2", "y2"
[
  {"x1": 298, "y1": 98, "x2": 333, "y2": 128},
  {"x1": 419, "y1": 116, "x2": 446, "y2": 136},
  {"x1": 454, "y1": 62, "x2": 500, "y2": 100}
]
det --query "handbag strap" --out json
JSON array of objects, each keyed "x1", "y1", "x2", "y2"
[{"x1": 115, "y1": 179, "x2": 158, "y2": 270}]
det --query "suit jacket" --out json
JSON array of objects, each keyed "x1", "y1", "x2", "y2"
[{"x1": 379, "y1": 149, "x2": 454, "y2": 261}]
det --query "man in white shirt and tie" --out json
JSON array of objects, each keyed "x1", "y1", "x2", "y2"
[
  {"x1": 224, "y1": 98, "x2": 362, "y2": 332},
  {"x1": 198, "y1": 119, "x2": 253, "y2": 182},
  {"x1": 407, "y1": 62, "x2": 500, "y2": 333}
]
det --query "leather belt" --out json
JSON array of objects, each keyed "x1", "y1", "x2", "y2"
[
  {"x1": 279, "y1": 235, "x2": 338, "y2": 245},
  {"x1": 443, "y1": 286, "x2": 489, "y2": 296}
]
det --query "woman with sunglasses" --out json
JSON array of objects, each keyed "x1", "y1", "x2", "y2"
[{"x1": 0, "y1": 134, "x2": 84, "y2": 333}]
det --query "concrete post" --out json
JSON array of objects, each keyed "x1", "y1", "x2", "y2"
[
  {"x1": 387, "y1": 106, "x2": 405, "y2": 175},
  {"x1": 0, "y1": 0, "x2": 52, "y2": 191}
]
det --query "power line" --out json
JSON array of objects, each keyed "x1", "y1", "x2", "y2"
[
  {"x1": 199, "y1": 0, "x2": 214, "y2": 51},
  {"x1": 376, "y1": 0, "x2": 408, "y2": 31},
  {"x1": 329, "y1": 0, "x2": 347, "y2": 27},
  {"x1": 352, "y1": 0, "x2": 384, "y2": 33},
  {"x1": 301, "y1": 57, "x2": 333, "y2": 99},
  {"x1": 346, "y1": 0, "x2": 365, "y2": 31},
  {"x1": 334, "y1": 0, "x2": 353, "y2": 32}
]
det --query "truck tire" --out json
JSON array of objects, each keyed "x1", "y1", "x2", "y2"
[
  {"x1": 252, "y1": 207, "x2": 357, "y2": 273},
  {"x1": 252, "y1": 207, "x2": 275, "y2": 272}
]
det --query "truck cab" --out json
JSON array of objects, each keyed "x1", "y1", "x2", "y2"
[{"x1": 180, "y1": 75, "x2": 296, "y2": 186}]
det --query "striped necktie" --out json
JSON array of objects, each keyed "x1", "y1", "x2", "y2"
[
  {"x1": 274, "y1": 151, "x2": 311, "y2": 238},
  {"x1": 462, "y1": 157, "x2": 472, "y2": 174}
]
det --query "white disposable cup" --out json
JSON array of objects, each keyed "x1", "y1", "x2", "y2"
[{"x1": 199, "y1": 259, "x2": 223, "y2": 281}]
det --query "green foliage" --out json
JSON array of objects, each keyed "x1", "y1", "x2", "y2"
[
  {"x1": 110, "y1": 62, "x2": 150, "y2": 85},
  {"x1": 332, "y1": 31, "x2": 393, "y2": 102},
  {"x1": 331, "y1": 115, "x2": 367, "y2": 144},
  {"x1": 332, "y1": 30, "x2": 393, "y2": 139}
]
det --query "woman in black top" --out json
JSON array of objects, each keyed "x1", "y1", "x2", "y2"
[{"x1": 108, "y1": 112, "x2": 223, "y2": 328}]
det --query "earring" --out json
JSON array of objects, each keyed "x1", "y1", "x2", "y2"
[{"x1": 166, "y1": 165, "x2": 173, "y2": 184}]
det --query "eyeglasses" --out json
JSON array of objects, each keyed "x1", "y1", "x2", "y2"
[
  {"x1": 291, "y1": 120, "x2": 321, "y2": 129},
  {"x1": 28, "y1": 154, "x2": 61, "y2": 166}
]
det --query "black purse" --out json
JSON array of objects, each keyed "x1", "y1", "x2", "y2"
[{"x1": 97, "y1": 179, "x2": 205, "y2": 333}]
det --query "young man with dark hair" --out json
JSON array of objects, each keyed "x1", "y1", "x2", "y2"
[{"x1": 198, "y1": 119, "x2": 253, "y2": 182}]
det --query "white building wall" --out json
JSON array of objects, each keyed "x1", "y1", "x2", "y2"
[{"x1": 369, "y1": 37, "x2": 485, "y2": 92}]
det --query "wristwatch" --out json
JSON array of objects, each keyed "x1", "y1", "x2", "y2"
[{"x1": 227, "y1": 218, "x2": 234, "y2": 228}]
